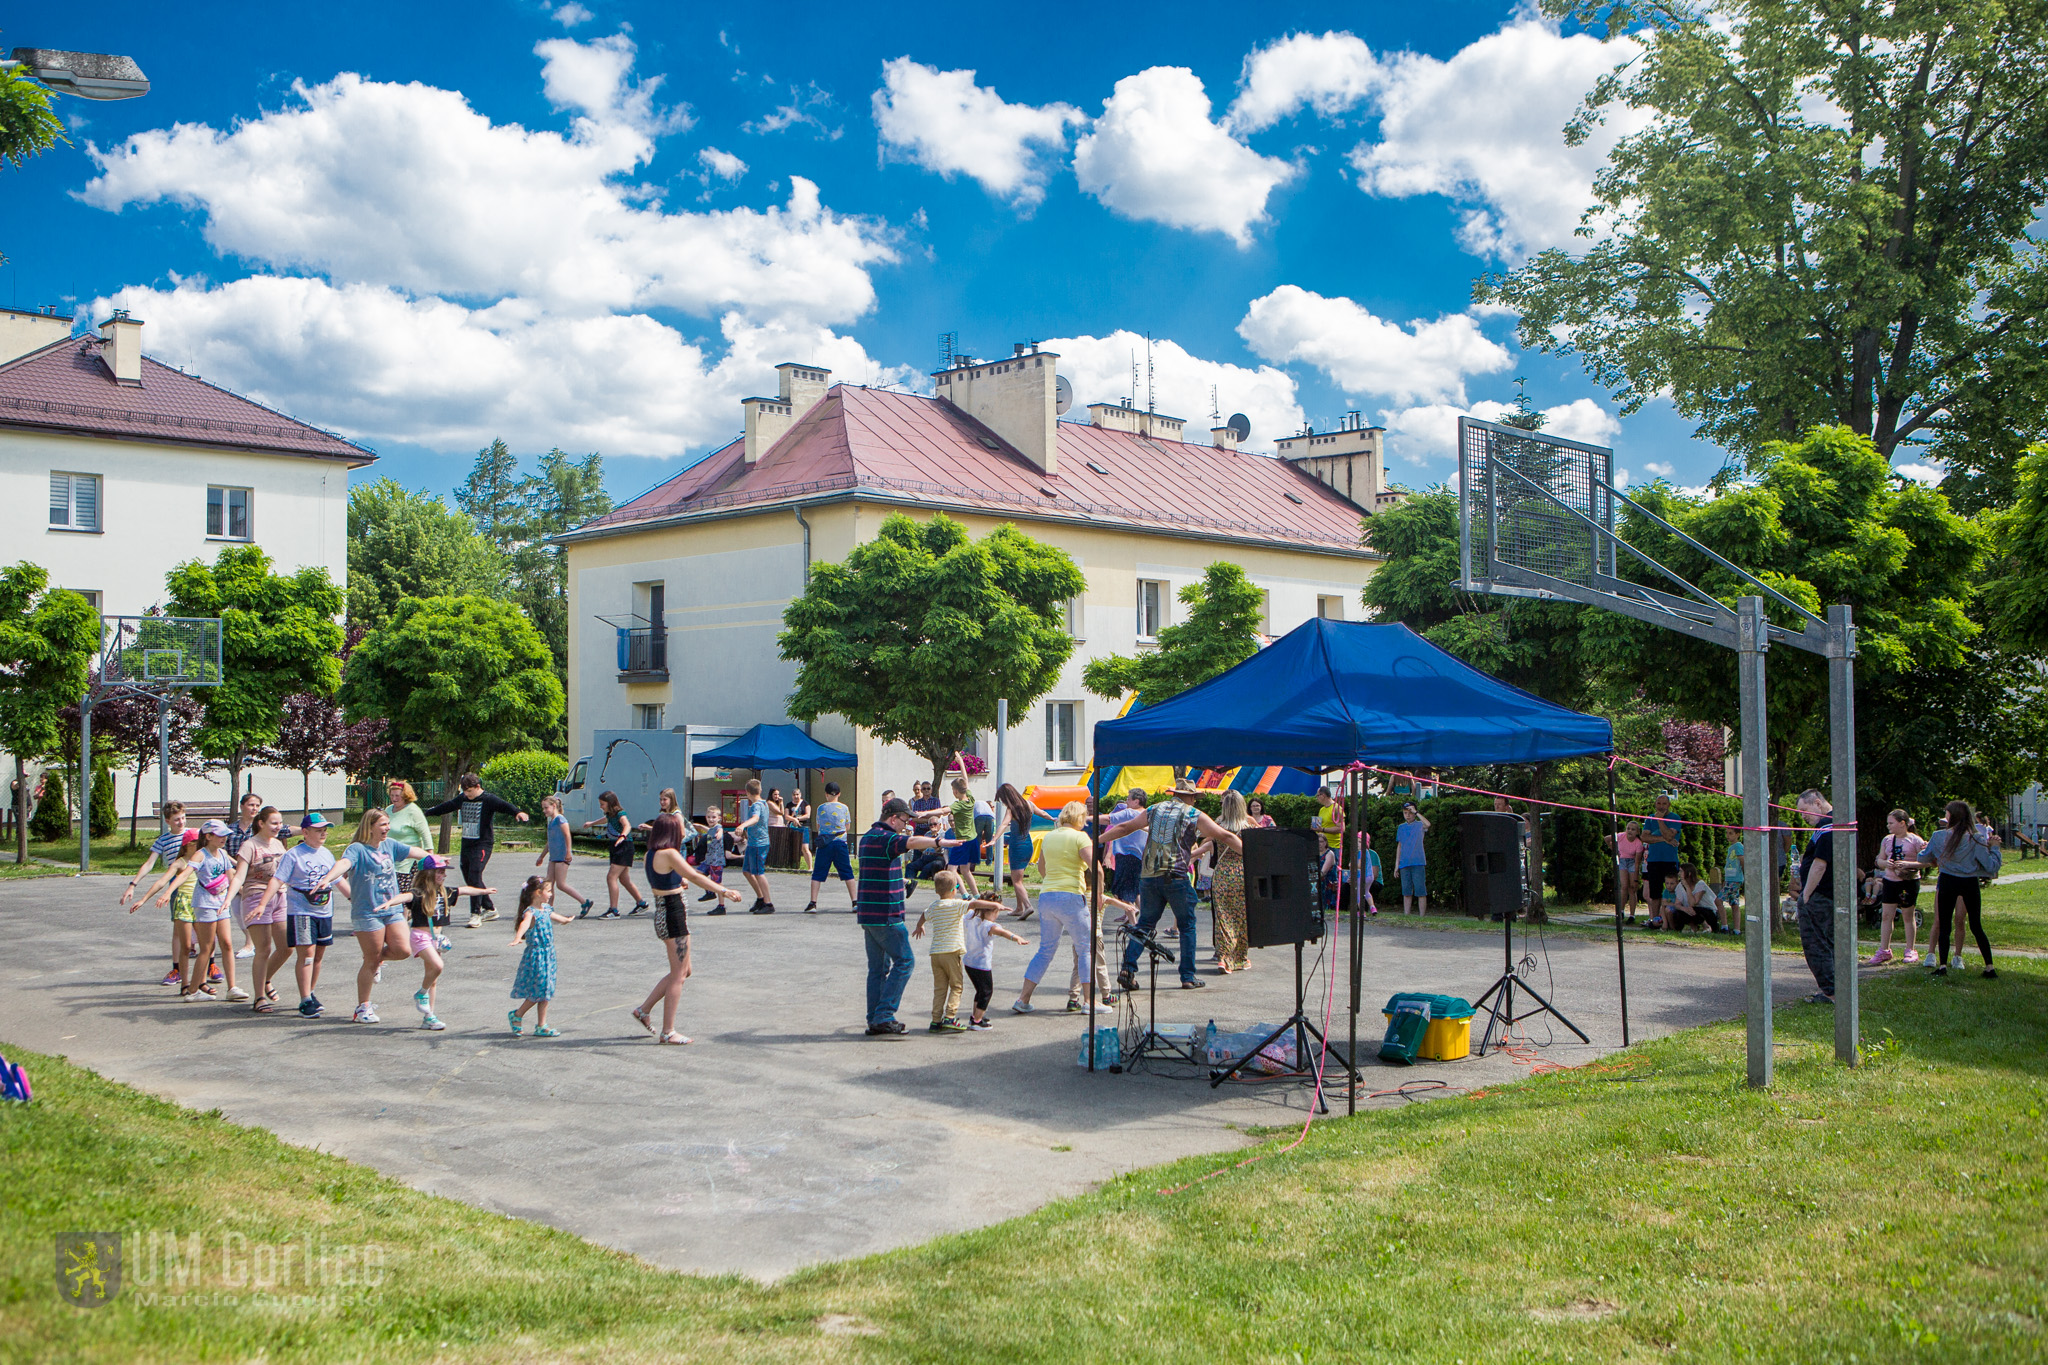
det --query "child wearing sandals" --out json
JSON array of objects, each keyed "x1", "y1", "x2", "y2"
[
  {"x1": 396, "y1": 854, "x2": 492, "y2": 1030},
  {"x1": 129, "y1": 827, "x2": 202, "y2": 987},
  {"x1": 509, "y1": 876, "x2": 573, "y2": 1037}
]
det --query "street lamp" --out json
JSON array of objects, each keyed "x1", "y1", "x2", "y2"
[{"x1": 5, "y1": 48, "x2": 149, "y2": 100}]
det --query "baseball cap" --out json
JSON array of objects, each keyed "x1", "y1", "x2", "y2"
[
  {"x1": 200, "y1": 818, "x2": 232, "y2": 837},
  {"x1": 180, "y1": 828, "x2": 202, "y2": 846},
  {"x1": 417, "y1": 853, "x2": 451, "y2": 871},
  {"x1": 880, "y1": 797, "x2": 911, "y2": 820},
  {"x1": 299, "y1": 811, "x2": 333, "y2": 829}
]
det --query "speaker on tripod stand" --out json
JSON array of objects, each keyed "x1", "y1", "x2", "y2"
[
  {"x1": 1460, "y1": 811, "x2": 1525, "y2": 920},
  {"x1": 1210, "y1": 826, "x2": 1345, "y2": 1109}
]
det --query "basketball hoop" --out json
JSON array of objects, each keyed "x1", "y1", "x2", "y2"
[{"x1": 77, "y1": 616, "x2": 223, "y2": 874}]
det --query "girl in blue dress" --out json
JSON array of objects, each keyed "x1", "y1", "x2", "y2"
[{"x1": 509, "y1": 876, "x2": 573, "y2": 1036}]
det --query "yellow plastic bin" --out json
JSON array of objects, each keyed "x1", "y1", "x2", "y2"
[{"x1": 1381, "y1": 993, "x2": 1475, "y2": 1061}]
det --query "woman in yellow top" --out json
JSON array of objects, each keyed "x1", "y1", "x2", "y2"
[{"x1": 1010, "y1": 802, "x2": 1124, "y2": 1015}]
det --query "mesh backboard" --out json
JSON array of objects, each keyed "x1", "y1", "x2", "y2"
[
  {"x1": 1459, "y1": 417, "x2": 1617, "y2": 593},
  {"x1": 97, "y1": 616, "x2": 223, "y2": 689}
]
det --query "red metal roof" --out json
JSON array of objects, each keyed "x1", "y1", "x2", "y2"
[
  {"x1": 580, "y1": 385, "x2": 1367, "y2": 551},
  {"x1": 0, "y1": 336, "x2": 374, "y2": 464}
]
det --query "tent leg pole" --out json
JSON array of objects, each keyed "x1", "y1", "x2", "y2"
[
  {"x1": 1609, "y1": 758, "x2": 1629, "y2": 1047},
  {"x1": 1089, "y1": 766, "x2": 1101, "y2": 1074},
  {"x1": 1349, "y1": 770, "x2": 1363, "y2": 1116}
]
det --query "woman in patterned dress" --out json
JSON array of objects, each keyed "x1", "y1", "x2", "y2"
[{"x1": 1209, "y1": 791, "x2": 1253, "y2": 973}]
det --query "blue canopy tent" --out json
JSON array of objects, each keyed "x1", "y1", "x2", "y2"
[
  {"x1": 1089, "y1": 619, "x2": 1615, "y2": 1098},
  {"x1": 691, "y1": 724, "x2": 855, "y2": 771}
]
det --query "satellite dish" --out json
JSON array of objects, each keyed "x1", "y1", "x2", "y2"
[
  {"x1": 1054, "y1": 373, "x2": 1074, "y2": 416},
  {"x1": 1227, "y1": 412, "x2": 1251, "y2": 443}
]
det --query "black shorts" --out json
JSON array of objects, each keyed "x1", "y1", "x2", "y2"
[
  {"x1": 610, "y1": 842, "x2": 635, "y2": 867},
  {"x1": 1878, "y1": 878, "x2": 1921, "y2": 908},
  {"x1": 1644, "y1": 864, "x2": 1676, "y2": 902},
  {"x1": 655, "y1": 893, "x2": 689, "y2": 940}
]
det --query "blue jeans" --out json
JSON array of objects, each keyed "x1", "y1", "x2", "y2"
[
  {"x1": 1124, "y1": 875, "x2": 1198, "y2": 984},
  {"x1": 863, "y1": 921, "x2": 916, "y2": 1026}
]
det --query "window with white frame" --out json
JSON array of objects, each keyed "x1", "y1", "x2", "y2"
[
  {"x1": 49, "y1": 472, "x2": 101, "y2": 531},
  {"x1": 1045, "y1": 702, "x2": 1079, "y2": 767},
  {"x1": 1063, "y1": 594, "x2": 1084, "y2": 638},
  {"x1": 206, "y1": 486, "x2": 253, "y2": 540},
  {"x1": 73, "y1": 590, "x2": 102, "y2": 613},
  {"x1": 1318, "y1": 594, "x2": 1345, "y2": 621},
  {"x1": 1136, "y1": 579, "x2": 1166, "y2": 639},
  {"x1": 634, "y1": 703, "x2": 665, "y2": 730}
]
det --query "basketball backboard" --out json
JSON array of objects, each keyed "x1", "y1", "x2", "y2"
[{"x1": 95, "y1": 616, "x2": 223, "y2": 691}]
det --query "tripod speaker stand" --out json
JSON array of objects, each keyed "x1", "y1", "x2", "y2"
[
  {"x1": 1462, "y1": 811, "x2": 1588, "y2": 1053},
  {"x1": 1208, "y1": 828, "x2": 1348, "y2": 1109},
  {"x1": 1120, "y1": 924, "x2": 1196, "y2": 1065}
]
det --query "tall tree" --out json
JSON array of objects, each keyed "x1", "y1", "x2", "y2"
[
  {"x1": 341, "y1": 594, "x2": 563, "y2": 849},
  {"x1": 1486, "y1": 0, "x2": 2048, "y2": 507},
  {"x1": 455, "y1": 438, "x2": 528, "y2": 554},
  {"x1": 164, "y1": 546, "x2": 345, "y2": 799},
  {"x1": 1082, "y1": 562, "x2": 1264, "y2": 705},
  {"x1": 0, "y1": 564, "x2": 98, "y2": 862},
  {"x1": 1982, "y1": 443, "x2": 2048, "y2": 653},
  {"x1": 780, "y1": 513, "x2": 1085, "y2": 790},
  {"x1": 346, "y1": 478, "x2": 503, "y2": 635},
  {"x1": 510, "y1": 449, "x2": 612, "y2": 683},
  {"x1": 254, "y1": 691, "x2": 390, "y2": 818}
]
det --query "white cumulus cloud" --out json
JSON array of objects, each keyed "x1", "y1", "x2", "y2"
[
  {"x1": 1347, "y1": 18, "x2": 1645, "y2": 258},
  {"x1": 1894, "y1": 462, "x2": 1945, "y2": 485},
  {"x1": 75, "y1": 36, "x2": 904, "y2": 458},
  {"x1": 1376, "y1": 396, "x2": 1620, "y2": 465},
  {"x1": 1642, "y1": 460, "x2": 1676, "y2": 479},
  {"x1": 551, "y1": 2, "x2": 594, "y2": 27},
  {"x1": 1225, "y1": 31, "x2": 1378, "y2": 134},
  {"x1": 1039, "y1": 330, "x2": 1303, "y2": 455},
  {"x1": 872, "y1": 58, "x2": 1082, "y2": 207},
  {"x1": 1238, "y1": 285, "x2": 1512, "y2": 407},
  {"x1": 1073, "y1": 67, "x2": 1298, "y2": 246}
]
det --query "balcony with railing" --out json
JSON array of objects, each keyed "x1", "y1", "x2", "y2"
[{"x1": 616, "y1": 627, "x2": 668, "y2": 680}]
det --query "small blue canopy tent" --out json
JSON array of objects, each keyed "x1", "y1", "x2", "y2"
[
  {"x1": 1092, "y1": 619, "x2": 1611, "y2": 771},
  {"x1": 692, "y1": 723, "x2": 856, "y2": 771}
]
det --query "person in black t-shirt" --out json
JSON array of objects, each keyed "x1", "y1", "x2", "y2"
[
  {"x1": 1792, "y1": 789, "x2": 1837, "y2": 1003},
  {"x1": 424, "y1": 773, "x2": 528, "y2": 929}
]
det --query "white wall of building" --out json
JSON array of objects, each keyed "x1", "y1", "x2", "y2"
[{"x1": 2, "y1": 427, "x2": 358, "y2": 815}]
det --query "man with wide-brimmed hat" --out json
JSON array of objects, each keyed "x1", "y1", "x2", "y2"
[{"x1": 1100, "y1": 776, "x2": 1243, "y2": 991}]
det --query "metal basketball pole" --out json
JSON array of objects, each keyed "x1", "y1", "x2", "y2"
[
  {"x1": 1737, "y1": 597, "x2": 1773, "y2": 1086},
  {"x1": 78, "y1": 693, "x2": 92, "y2": 872}
]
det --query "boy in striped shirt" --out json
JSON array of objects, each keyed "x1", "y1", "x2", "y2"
[{"x1": 120, "y1": 800, "x2": 190, "y2": 985}]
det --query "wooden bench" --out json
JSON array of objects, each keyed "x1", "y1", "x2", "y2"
[{"x1": 151, "y1": 801, "x2": 234, "y2": 819}]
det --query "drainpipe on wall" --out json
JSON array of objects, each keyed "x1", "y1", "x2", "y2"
[{"x1": 794, "y1": 506, "x2": 815, "y2": 797}]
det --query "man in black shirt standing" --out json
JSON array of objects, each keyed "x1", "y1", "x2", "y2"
[
  {"x1": 1793, "y1": 788, "x2": 1836, "y2": 1004},
  {"x1": 425, "y1": 773, "x2": 528, "y2": 929}
]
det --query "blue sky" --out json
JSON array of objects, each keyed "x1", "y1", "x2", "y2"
[{"x1": 7, "y1": 0, "x2": 1725, "y2": 506}]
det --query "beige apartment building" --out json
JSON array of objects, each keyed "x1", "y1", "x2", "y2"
[{"x1": 556, "y1": 344, "x2": 1403, "y2": 817}]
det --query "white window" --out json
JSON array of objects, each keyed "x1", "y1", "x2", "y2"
[
  {"x1": 49, "y1": 472, "x2": 101, "y2": 531},
  {"x1": 634, "y1": 703, "x2": 665, "y2": 730},
  {"x1": 73, "y1": 590, "x2": 102, "y2": 612},
  {"x1": 206, "y1": 486, "x2": 252, "y2": 540},
  {"x1": 1137, "y1": 579, "x2": 1166, "y2": 639},
  {"x1": 1063, "y1": 594, "x2": 1084, "y2": 638},
  {"x1": 1046, "y1": 702, "x2": 1079, "y2": 767},
  {"x1": 1318, "y1": 595, "x2": 1345, "y2": 621}
]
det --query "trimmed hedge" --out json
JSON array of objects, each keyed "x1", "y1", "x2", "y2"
[
  {"x1": 29, "y1": 769, "x2": 68, "y2": 842},
  {"x1": 479, "y1": 750, "x2": 568, "y2": 821}
]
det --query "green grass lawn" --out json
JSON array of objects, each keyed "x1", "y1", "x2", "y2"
[{"x1": 4, "y1": 960, "x2": 2044, "y2": 1362}]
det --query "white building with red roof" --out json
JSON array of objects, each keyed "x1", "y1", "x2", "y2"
[
  {"x1": 557, "y1": 344, "x2": 1401, "y2": 817},
  {"x1": 0, "y1": 306, "x2": 375, "y2": 815}
]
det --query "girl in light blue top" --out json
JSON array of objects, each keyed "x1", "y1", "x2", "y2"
[
  {"x1": 314, "y1": 808, "x2": 428, "y2": 1025},
  {"x1": 535, "y1": 793, "x2": 595, "y2": 918}
]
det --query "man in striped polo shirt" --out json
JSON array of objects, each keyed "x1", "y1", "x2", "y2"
[{"x1": 855, "y1": 797, "x2": 957, "y2": 1036}]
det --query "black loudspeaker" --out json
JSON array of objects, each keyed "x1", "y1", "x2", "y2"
[
  {"x1": 1459, "y1": 812, "x2": 1525, "y2": 919},
  {"x1": 1244, "y1": 826, "x2": 1323, "y2": 947}
]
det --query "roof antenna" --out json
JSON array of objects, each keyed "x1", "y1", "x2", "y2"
[
  {"x1": 939, "y1": 332, "x2": 958, "y2": 371},
  {"x1": 1127, "y1": 347, "x2": 1138, "y2": 410},
  {"x1": 1145, "y1": 332, "x2": 1156, "y2": 413},
  {"x1": 1209, "y1": 384, "x2": 1221, "y2": 426}
]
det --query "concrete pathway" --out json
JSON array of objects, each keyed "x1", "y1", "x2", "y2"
[{"x1": 0, "y1": 873, "x2": 1823, "y2": 1279}]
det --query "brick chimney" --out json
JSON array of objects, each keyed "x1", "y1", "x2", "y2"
[
  {"x1": 1210, "y1": 424, "x2": 1240, "y2": 452},
  {"x1": 1276, "y1": 412, "x2": 1399, "y2": 511},
  {"x1": 99, "y1": 310, "x2": 144, "y2": 387},
  {"x1": 742, "y1": 362, "x2": 832, "y2": 463},
  {"x1": 934, "y1": 343, "x2": 1060, "y2": 475}
]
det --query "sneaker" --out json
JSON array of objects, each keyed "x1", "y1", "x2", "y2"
[
  {"x1": 600, "y1": 907, "x2": 620, "y2": 919},
  {"x1": 628, "y1": 902, "x2": 647, "y2": 916},
  {"x1": 309, "y1": 994, "x2": 323, "y2": 1012},
  {"x1": 697, "y1": 891, "x2": 717, "y2": 902},
  {"x1": 208, "y1": 967, "x2": 225, "y2": 983},
  {"x1": 235, "y1": 946, "x2": 255, "y2": 959},
  {"x1": 421, "y1": 1013, "x2": 446, "y2": 1031},
  {"x1": 483, "y1": 909, "x2": 500, "y2": 921},
  {"x1": 160, "y1": 968, "x2": 183, "y2": 986},
  {"x1": 931, "y1": 1017, "x2": 968, "y2": 1033},
  {"x1": 1803, "y1": 992, "x2": 1834, "y2": 1005},
  {"x1": 1180, "y1": 977, "x2": 1208, "y2": 990},
  {"x1": 1950, "y1": 953, "x2": 1964, "y2": 969},
  {"x1": 1064, "y1": 998, "x2": 1084, "y2": 1012},
  {"x1": 1933, "y1": 966, "x2": 1948, "y2": 978},
  {"x1": 706, "y1": 906, "x2": 727, "y2": 916},
  {"x1": 414, "y1": 990, "x2": 432, "y2": 1016},
  {"x1": 1010, "y1": 999, "x2": 1034, "y2": 1014},
  {"x1": 968, "y1": 1018, "x2": 993, "y2": 1031},
  {"x1": 225, "y1": 986, "x2": 250, "y2": 1002},
  {"x1": 182, "y1": 987, "x2": 216, "y2": 1001},
  {"x1": 751, "y1": 903, "x2": 775, "y2": 915},
  {"x1": 353, "y1": 1003, "x2": 379, "y2": 1024},
  {"x1": 1904, "y1": 950, "x2": 1920, "y2": 963},
  {"x1": 373, "y1": 966, "x2": 383, "y2": 984},
  {"x1": 1865, "y1": 948, "x2": 1894, "y2": 967},
  {"x1": 467, "y1": 916, "x2": 483, "y2": 929},
  {"x1": 299, "y1": 998, "x2": 320, "y2": 1018},
  {"x1": 803, "y1": 903, "x2": 819, "y2": 914},
  {"x1": 1982, "y1": 968, "x2": 1998, "y2": 979}
]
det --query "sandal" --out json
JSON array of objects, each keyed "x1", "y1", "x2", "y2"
[
  {"x1": 533, "y1": 1026, "x2": 561, "y2": 1038},
  {"x1": 507, "y1": 1010, "x2": 523, "y2": 1036},
  {"x1": 264, "y1": 986, "x2": 279, "y2": 1003},
  {"x1": 659, "y1": 1031, "x2": 692, "y2": 1045},
  {"x1": 630, "y1": 1005, "x2": 654, "y2": 1036},
  {"x1": 251, "y1": 998, "x2": 273, "y2": 1014}
]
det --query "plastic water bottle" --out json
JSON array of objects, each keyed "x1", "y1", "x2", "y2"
[{"x1": 1205, "y1": 1018, "x2": 1217, "y2": 1060}]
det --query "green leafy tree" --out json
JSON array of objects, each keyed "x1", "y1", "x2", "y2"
[
  {"x1": 480, "y1": 749, "x2": 569, "y2": 820},
  {"x1": 346, "y1": 478, "x2": 502, "y2": 635},
  {"x1": 1486, "y1": 1, "x2": 2048, "y2": 508},
  {"x1": 454, "y1": 438, "x2": 527, "y2": 553},
  {"x1": 29, "y1": 768, "x2": 67, "y2": 842},
  {"x1": 1982, "y1": 443, "x2": 2048, "y2": 652},
  {"x1": 511, "y1": 449, "x2": 611, "y2": 686},
  {"x1": 780, "y1": 513, "x2": 1085, "y2": 790},
  {"x1": 164, "y1": 545, "x2": 346, "y2": 799},
  {"x1": 1082, "y1": 562, "x2": 1263, "y2": 705},
  {"x1": 341, "y1": 595, "x2": 564, "y2": 849},
  {"x1": 1, "y1": 59, "x2": 65, "y2": 264},
  {"x1": 0, "y1": 563, "x2": 98, "y2": 861}
]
